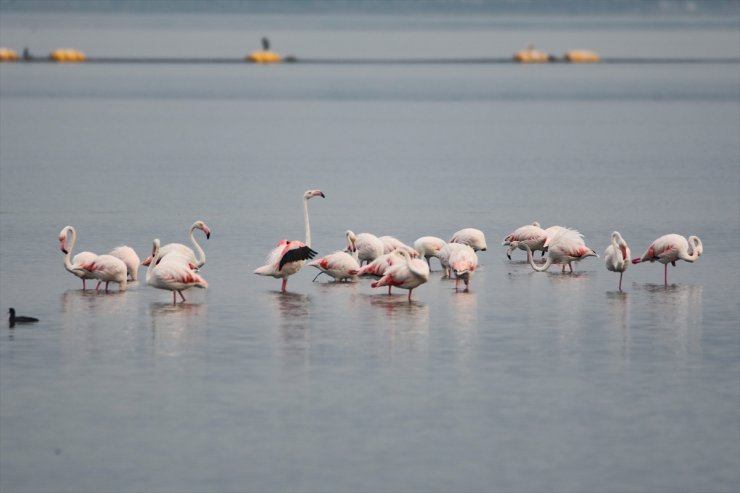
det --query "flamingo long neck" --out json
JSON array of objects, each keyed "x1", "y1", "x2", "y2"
[
  {"x1": 303, "y1": 197, "x2": 312, "y2": 248},
  {"x1": 524, "y1": 244, "x2": 552, "y2": 272},
  {"x1": 611, "y1": 235, "x2": 624, "y2": 270},
  {"x1": 145, "y1": 240, "x2": 161, "y2": 283},
  {"x1": 189, "y1": 224, "x2": 206, "y2": 267},
  {"x1": 62, "y1": 227, "x2": 76, "y2": 272}
]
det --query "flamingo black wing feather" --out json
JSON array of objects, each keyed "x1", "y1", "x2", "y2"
[{"x1": 279, "y1": 246, "x2": 318, "y2": 270}]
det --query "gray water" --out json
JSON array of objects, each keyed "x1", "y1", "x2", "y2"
[{"x1": 1, "y1": 7, "x2": 739, "y2": 493}]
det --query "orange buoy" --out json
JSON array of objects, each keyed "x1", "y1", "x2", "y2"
[
  {"x1": 564, "y1": 50, "x2": 600, "y2": 63},
  {"x1": 0, "y1": 48, "x2": 19, "y2": 62},
  {"x1": 50, "y1": 49, "x2": 86, "y2": 62},
  {"x1": 246, "y1": 51, "x2": 282, "y2": 64}
]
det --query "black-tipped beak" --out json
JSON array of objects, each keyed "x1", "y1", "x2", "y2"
[
  {"x1": 506, "y1": 253, "x2": 511, "y2": 260},
  {"x1": 320, "y1": 192, "x2": 326, "y2": 198},
  {"x1": 206, "y1": 232, "x2": 211, "y2": 240}
]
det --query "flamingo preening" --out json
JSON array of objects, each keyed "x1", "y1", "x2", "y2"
[
  {"x1": 438, "y1": 242, "x2": 470, "y2": 278},
  {"x1": 371, "y1": 249, "x2": 430, "y2": 302},
  {"x1": 254, "y1": 189, "x2": 325, "y2": 293},
  {"x1": 449, "y1": 228, "x2": 488, "y2": 252},
  {"x1": 309, "y1": 230, "x2": 361, "y2": 282},
  {"x1": 502, "y1": 221, "x2": 548, "y2": 260},
  {"x1": 59, "y1": 225, "x2": 98, "y2": 290},
  {"x1": 604, "y1": 231, "x2": 631, "y2": 291},
  {"x1": 146, "y1": 239, "x2": 208, "y2": 304},
  {"x1": 632, "y1": 234, "x2": 702, "y2": 286},
  {"x1": 142, "y1": 220, "x2": 211, "y2": 270},
  {"x1": 514, "y1": 227, "x2": 597, "y2": 273},
  {"x1": 345, "y1": 230, "x2": 384, "y2": 266},
  {"x1": 78, "y1": 254, "x2": 128, "y2": 292}
]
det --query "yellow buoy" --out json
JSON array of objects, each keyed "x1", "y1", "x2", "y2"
[
  {"x1": 564, "y1": 50, "x2": 600, "y2": 63},
  {"x1": 50, "y1": 49, "x2": 86, "y2": 62},
  {"x1": 246, "y1": 50, "x2": 282, "y2": 63},
  {"x1": 513, "y1": 47, "x2": 551, "y2": 63},
  {"x1": 0, "y1": 48, "x2": 19, "y2": 62}
]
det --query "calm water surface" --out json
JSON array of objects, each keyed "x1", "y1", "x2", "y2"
[{"x1": 1, "y1": 9, "x2": 739, "y2": 493}]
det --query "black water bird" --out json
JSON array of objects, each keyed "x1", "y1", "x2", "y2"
[{"x1": 8, "y1": 308, "x2": 39, "y2": 327}]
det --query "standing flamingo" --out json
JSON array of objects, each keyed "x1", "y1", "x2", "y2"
[
  {"x1": 449, "y1": 244, "x2": 478, "y2": 291},
  {"x1": 77, "y1": 254, "x2": 128, "y2": 292},
  {"x1": 58, "y1": 225, "x2": 98, "y2": 289},
  {"x1": 146, "y1": 239, "x2": 208, "y2": 304},
  {"x1": 513, "y1": 227, "x2": 597, "y2": 273},
  {"x1": 413, "y1": 236, "x2": 447, "y2": 269},
  {"x1": 450, "y1": 228, "x2": 488, "y2": 251},
  {"x1": 604, "y1": 231, "x2": 631, "y2": 291},
  {"x1": 438, "y1": 242, "x2": 470, "y2": 277},
  {"x1": 632, "y1": 234, "x2": 702, "y2": 286},
  {"x1": 109, "y1": 245, "x2": 141, "y2": 281},
  {"x1": 309, "y1": 230, "x2": 361, "y2": 282},
  {"x1": 371, "y1": 249, "x2": 430, "y2": 302},
  {"x1": 502, "y1": 221, "x2": 548, "y2": 259},
  {"x1": 345, "y1": 230, "x2": 384, "y2": 266},
  {"x1": 254, "y1": 189, "x2": 325, "y2": 293},
  {"x1": 142, "y1": 220, "x2": 211, "y2": 270}
]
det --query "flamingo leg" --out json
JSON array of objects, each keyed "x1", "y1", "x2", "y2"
[
  {"x1": 408, "y1": 289, "x2": 413, "y2": 302},
  {"x1": 664, "y1": 263, "x2": 669, "y2": 287},
  {"x1": 455, "y1": 278, "x2": 459, "y2": 291},
  {"x1": 312, "y1": 271, "x2": 324, "y2": 282},
  {"x1": 569, "y1": 262, "x2": 573, "y2": 273},
  {"x1": 172, "y1": 291, "x2": 177, "y2": 305},
  {"x1": 82, "y1": 279, "x2": 86, "y2": 290},
  {"x1": 178, "y1": 291, "x2": 186, "y2": 303},
  {"x1": 95, "y1": 281, "x2": 102, "y2": 292},
  {"x1": 387, "y1": 285, "x2": 392, "y2": 295},
  {"x1": 281, "y1": 278, "x2": 288, "y2": 293},
  {"x1": 619, "y1": 272, "x2": 624, "y2": 292},
  {"x1": 105, "y1": 281, "x2": 110, "y2": 292}
]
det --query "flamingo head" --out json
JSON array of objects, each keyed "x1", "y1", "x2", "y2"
[
  {"x1": 304, "y1": 189, "x2": 325, "y2": 200},
  {"x1": 345, "y1": 230, "x2": 357, "y2": 252},
  {"x1": 193, "y1": 221, "x2": 211, "y2": 240},
  {"x1": 507, "y1": 240, "x2": 521, "y2": 259},
  {"x1": 142, "y1": 238, "x2": 161, "y2": 266},
  {"x1": 59, "y1": 237, "x2": 68, "y2": 254}
]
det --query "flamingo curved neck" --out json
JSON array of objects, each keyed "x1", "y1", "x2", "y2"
[
  {"x1": 62, "y1": 227, "x2": 76, "y2": 272},
  {"x1": 189, "y1": 224, "x2": 206, "y2": 267},
  {"x1": 611, "y1": 235, "x2": 624, "y2": 269},
  {"x1": 681, "y1": 236, "x2": 702, "y2": 262},
  {"x1": 524, "y1": 244, "x2": 552, "y2": 272}
]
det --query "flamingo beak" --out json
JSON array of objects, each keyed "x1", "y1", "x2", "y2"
[{"x1": 319, "y1": 191, "x2": 325, "y2": 198}]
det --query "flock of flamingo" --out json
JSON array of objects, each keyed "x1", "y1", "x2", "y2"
[{"x1": 58, "y1": 189, "x2": 703, "y2": 304}]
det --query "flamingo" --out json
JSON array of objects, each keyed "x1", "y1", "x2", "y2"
[
  {"x1": 513, "y1": 227, "x2": 597, "y2": 273},
  {"x1": 142, "y1": 220, "x2": 211, "y2": 270},
  {"x1": 371, "y1": 249, "x2": 430, "y2": 302},
  {"x1": 58, "y1": 225, "x2": 98, "y2": 290},
  {"x1": 449, "y1": 244, "x2": 478, "y2": 291},
  {"x1": 146, "y1": 239, "x2": 208, "y2": 304},
  {"x1": 604, "y1": 231, "x2": 631, "y2": 291},
  {"x1": 77, "y1": 254, "x2": 128, "y2": 292},
  {"x1": 309, "y1": 230, "x2": 361, "y2": 282},
  {"x1": 356, "y1": 250, "x2": 406, "y2": 294},
  {"x1": 413, "y1": 236, "x2": 447, "y2": 269},
  {"x1": 379, "y1": 235, "x2": 419, "y2": 257},
  {"x1": 632, "y1": 234, "x2": 702, "y2": 286},
  {"x1": 254, "y1": 189, "x2": 325, "y2": 293},
  {"x1": 502, "y1": 221, "x2": 547, "y2": 259},
  {"x1": 438, "y1": 242, "x2": 470, "y2": 277},
  {"x1": 109, "y1": 245, "x2": 141, "y2": 281},
  {"x1": 345, "y1": 231, "x2": 384, "y2": 266},
  {"x1": 449, "y1": 228, "x2": 488, "y2": 251}
]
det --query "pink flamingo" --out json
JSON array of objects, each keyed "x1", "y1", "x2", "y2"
[
  {"x1": 413, "y1": 236, "x2": 447, "y2": 269},
  {"x1": 59, "y1": 225, "x2": 98, "y2": 290},
  {"x1": 604, "y1": 231, "x2": 631, "y2": 291},
  {"x1": 371, "y1": 249, "x2": 430, "y2": 302},
  {"x1": 146, "y1": 239, "x2": 208, "y2": 304},
  {"x1": 345, "y1": 230, "x2": 384, "y2": 266},
  {"x1": 632, "y1": 234, "x2": 702, "y2": 286},
  {"x1": 449, "y1": 244, "x2": 478, "y2": 291},
  {"x1": 513, "y1": 227, "x2": 597, "y2": 273},
  {"x1": 109, "y1": 246, "x2": 141, "y2": 281},
  {"x1": 438, "y1": 242, "x2": 469, "y2": 277},
  {"x1": 449, "y1": 228, "x2": 488, "y2": 251},
  {"x1": 379, "y1": 235, "x2": 419, "y2": 257},
  {"x1": 309, "y1": 230, "x2": 361, "y2": 282},
  {"x1": 502, "y1": 221, "x2": 547, "y2": 259},
  {"x1": 142, "y1": 220, "x2": 211, "y2": 270},
  {"x1": 254, "y1": 189, "x2": 325, "y2": 293},
  {"x1": 77, "y1": 254, "x2": 128, "y2": 292},
  {"x1": 355, "y1": 250, "x2": 406, "y2": 294}
]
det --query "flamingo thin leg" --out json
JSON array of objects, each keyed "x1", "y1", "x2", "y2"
[
  {"x1": 664, "y1": 264, "x2": 669, "y2": 287},
  {"x1": 408, "y1": 289, "x2": 413, "y2": 302},
  {"x1": 178, "y1": 291, "x2": 186, "y2": 303},
  {"x1": 619, "y1": 272, "x2": 624, "y2": 292},
  {"x1": 281, "y1": 279, "x2": 288, "y2": 293}
]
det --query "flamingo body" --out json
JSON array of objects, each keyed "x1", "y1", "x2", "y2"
[
  {"x1": 438, "y1": 242, "x2": 470, "y2": 277},
  {"x1": 632, "y1": 234, "x2": 702, "y2": 286},
  {"x1": 346, "y1": 231, "x2": 384, "y2": 265},
  {"x1": 309, "y1": 251, "x2": 360, "y2": 282},
  {"x1": 604, "y1": 231, "x2": 630, "y2": 291},
  {"x1": 109, "y1": 245, "x2": 141, "y2": 281},
  {"x1": 449, "y1": 245, "x2": 478, "y2": 291},
  {"x1": 450, "y1": 228, "x2": 488, "y2": 251},
  {"x1": 79, "y1": 254, "x2": 128, "y2": 292},
  {"x1": 146, "y1": 239, "x2": 208, "y2": 303},
  {"x1": 515, "y1": 227, "x2": 597, "y2": 273},
  {"x1": 59, "y1": 225, "x2": 98, "y2": 289},
  {"x1": 413, "y1": 236, "x2": 447, "y2": 268},
  {"x1": 142, "y1": 220, "x2": 211, "y2": 269},
  {"x1": 371, "y1": 250, "x2": 430, "y2": 301},
  {"x1": 502, "y1": 222, "x2": 547, "y2": 259}
]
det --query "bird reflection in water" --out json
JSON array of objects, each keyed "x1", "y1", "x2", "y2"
[
  {"x1": 271, "y1": 292, "x2": 312, "y2": 371},
  {"x1": 149, "y1": 302, "x2": 208, "y2": 357},
  {"x1": 451, "y1": 289, "x2": 478, "y2": 361},
  {"x1": 368, "y1": 295, "x2": 429, "y2": 356},
  {"x1": 635, "y1": 283, "x2": 703, "y2": 357},
  {"x1": 606, "y1": 290, "x2": 631, "y2": 365}
]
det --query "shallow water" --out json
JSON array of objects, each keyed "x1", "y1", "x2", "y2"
[{"x1": 1, "y1": 8, "x2": 739, "y2": 493}]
